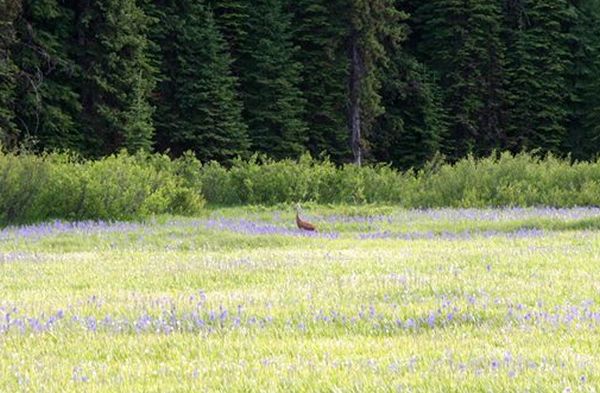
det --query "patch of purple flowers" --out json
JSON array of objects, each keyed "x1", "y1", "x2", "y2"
[
  {"x1": 399, "y1": 207, "x2": 600, "y2": 222},
  {"x1": 0, "y1": 220, "x2": 145, "y2": 240},
  {"x1": 4, "y1": 294, "x2": 600, "y2": 337},
  {"x1": 358, "y1": 228, "x2": 546, "y2": 240},
  {"x1": 204, "y1": 218, "x2": 340, "y2": 239}
]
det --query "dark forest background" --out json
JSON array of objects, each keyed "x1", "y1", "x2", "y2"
[{"x1": 1, "y1": 0, "x2": 600, "y2": 169}]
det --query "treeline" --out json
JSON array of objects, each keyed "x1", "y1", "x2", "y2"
[
  {"x1": 1, "y1": 0, "x2": 600, "y2": 169},
  {"x1": 2, "y1": 150, "x2": 600, "y2": 225}
]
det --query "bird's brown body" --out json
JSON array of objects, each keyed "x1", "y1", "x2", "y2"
[{"x1": 296, "y1": 212, "x2": 317, "y2": 231}]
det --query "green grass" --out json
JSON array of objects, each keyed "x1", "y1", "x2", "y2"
[{"x1": 1, "y1": 206, "x2": 600, "y2": 391}]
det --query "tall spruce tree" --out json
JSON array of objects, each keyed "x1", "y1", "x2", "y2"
[
  {"x1": 72, "y1": 0, "x2": 154, "y2": 155},
  {"x1": 146, "y1": 1, "x2": 249, "y2": 162},
  {"x1": 372, "y1": 54, "x2": 448, "y2": 169},
  {"x1": 209, "y1": 0, "x2": 248, "y2": 77},
  {"x1": 237, "y1": 0, "x2": 307, "y2": 159},
  {"x1": 346, "y1": 0, "x2": 407, "y2": 165},
  {"x1": 413, "y1": 0, "x2": 507, "y2": 159},
  {"x1": 0, "y1": 0, "x2": 21, "y2": 147},
  {"x1": 11, "y1": 0, "x2": 82, "y2": 151},
  {"x1": 502, "y1": 0, "x2": 574, "y2": 154},
  {"x1": 290, "y1": 0, "x2": 352, "y2": 162},
  {"x1": 566, "y1": 0, "x2": 600, "y2": 159}
]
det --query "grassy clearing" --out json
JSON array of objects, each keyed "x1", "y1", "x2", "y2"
[{"x1": 1, "y1": 206, "x2": 600, "y2": 391}]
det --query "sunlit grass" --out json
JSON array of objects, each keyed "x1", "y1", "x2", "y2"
[{"x1": 1, "y1": 207, "x2": 600, "y2": 391}]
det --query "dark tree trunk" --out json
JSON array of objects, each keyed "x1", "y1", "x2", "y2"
[{"x1": 349, "y1": 31, "x2": 363, "y2": 166}]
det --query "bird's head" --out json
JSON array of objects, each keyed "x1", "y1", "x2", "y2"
[{"x1": 294, "y1": 203, "x2": 301, "y2": 214}]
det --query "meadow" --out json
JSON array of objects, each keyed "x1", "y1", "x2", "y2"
[{"x1": 1, "y1": 205, "x2": 600, "y2": 392}]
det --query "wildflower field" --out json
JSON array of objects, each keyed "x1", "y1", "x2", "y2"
[{"x1": 1, "y1": 206, "x2": 600, "y2": 392}]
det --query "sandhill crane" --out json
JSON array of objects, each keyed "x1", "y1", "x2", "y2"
[{"x1": 295, "y1": 204, "x2": 317, "y2": 231}]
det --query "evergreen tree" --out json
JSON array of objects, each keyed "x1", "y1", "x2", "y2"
[
  {"x1": 372, "y1": 54, "x2": 448, "y2": 169},
  {"x1": 291, "y1": 0, "x2": 352, "y2": 162},
  {"x1": 502, "y1": 0, "x2": 574, "y2": 154},
  {"x1": 12, "y1": 0, "x2": 82, "y2": 151},
  {"x1": 346, "y1": 0, "x2": 407, "y2": 165},
  {"x1": 237, "y1": 0, "x2": 307, "y2": 159},
  {"x1": 413, "y1": 0, "x2": 507, "y2": 159},
  {"x1": 3, "y1": 0, "x2": 599, "y2": 164},
  {"x1": 0, "y1": 0, "x2": 21, "y2": 147},
  {"x1": 147, "y1": 1, "x2": 249, "y2": 162},
  {"x1": 72, "y1": 0, "x2": 154, "y2": 155},
  {"x1": 209, "y1": 0, "x2": 249, "y2": 76},
  {"x1": 565, "y1": 0, "x2": 600, "y2": 159}
]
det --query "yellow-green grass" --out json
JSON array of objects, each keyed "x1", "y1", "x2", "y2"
[{"x1": 1, "y1": 207, "x2": 600, "y2": 392}]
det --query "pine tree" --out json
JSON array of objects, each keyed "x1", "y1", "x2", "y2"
[
  {"x1": 290, "y1": 0, "x2": 352, "y2": 162},
  {"x1": 12, "y1": 0, "x2": 82, "y2": 151},
  {"x1": 372, "y1": 54, "x2": 448, "y2": 169},
  {"x1": 502, "y1": 0, "x2": 574, "y2": 154},
  {"x1": 71, "y1": 0, "x2": 155, "y2": 155},
  {"x1": 147, "y1": 1, "x2": 249, "y2": 162},
  {"x1": 237, "y1": 0, "x2": 307, "y2": 159},
  {"x1": 565, "y1": 0, "x2": 600, "y2": 159},
  {"x1": 346, "y1": 0, "x2": 407, "y2": 165},
  {"x1": 209, "y1": 0, "x2": 248, "y2": 76},
  {"x1": 413, "y1": 0, "x2": 507, "y2": 159},
  {"x1": 0, "y1": 0, "x2": 21, "y2": 147}
]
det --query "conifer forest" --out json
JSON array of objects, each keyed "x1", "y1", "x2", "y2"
[{"x1": 1, "y1": 0, "x2": 599, "y2": 168}]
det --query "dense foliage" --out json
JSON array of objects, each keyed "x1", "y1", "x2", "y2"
[
  {"x1": 2, "y1": 149, "x2": 600, "y2": 225},
  {"x1": 1, "y1": 0, "x2": 599, "y2": 169},
  {"x1": 199, "y1": 152, "x2": 600, "y2": 207},
  {"x1": 146, "y1": 1, "x2": 249, "y2": 162},
  {"x1": 0, "y1": 149, "x2": 204, "y2": 226}
]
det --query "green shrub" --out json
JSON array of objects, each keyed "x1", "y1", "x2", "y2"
[
  {"x1": 0, "y1": 152, "x2": 51, "y2": 224},
  {"x1": 3, "y1": 149, "x2": 600, "y2": 226},
  {"x1": 0, "y1": 150, "x2": 204, "y2": 226},
  {"x1": 197, "y1": 151, "x2": 600, "y2": 207}
]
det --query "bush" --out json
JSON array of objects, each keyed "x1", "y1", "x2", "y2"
[
  {"x1": 2, "y1": 149, "x2": 600, "y2": 227},
  {"x1": 197, "y1": 152, "x2": 600, "y2": 208},
  {"x1": 0, "y1": 150, "x2": 204, "y2": 226},
  {"x1": 0, "y1": 152, "x2": 51, "y2": 224}
]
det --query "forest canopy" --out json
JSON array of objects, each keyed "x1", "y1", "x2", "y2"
[{"x1": 1, "y1": 0, "x2": 599, "y2": 169}]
